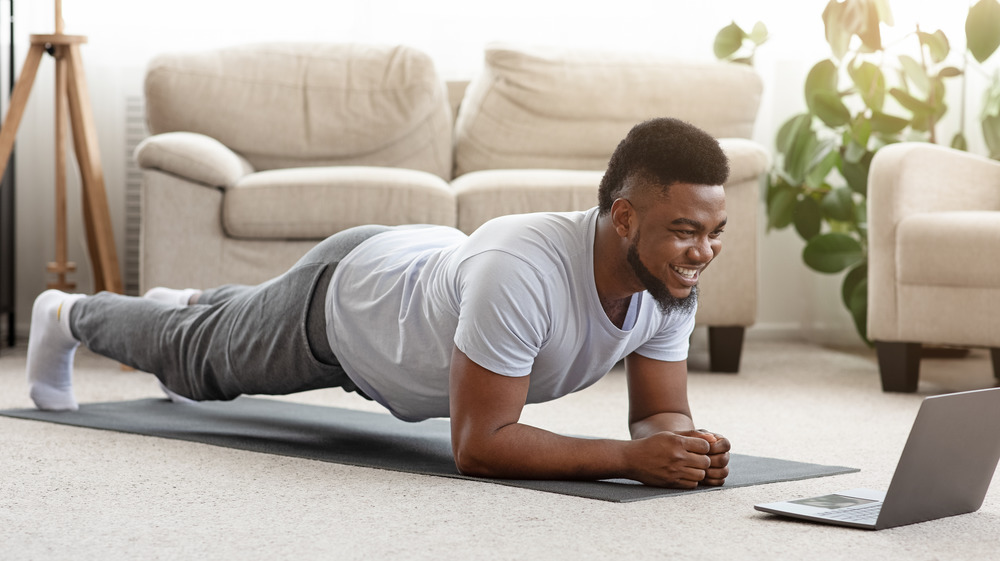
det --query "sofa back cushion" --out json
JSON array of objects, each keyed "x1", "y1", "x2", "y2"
[
  {"x1": 453, "y1": 44, "x2": 763, "y2": 177},
  {"x1": 144, "y1": 43, "x2": 453, "y2": 179}
]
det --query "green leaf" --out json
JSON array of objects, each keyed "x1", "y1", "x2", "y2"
[
  {"x1": 840, "y1": 151, "x2": 873, "y2": 195},
  {"x1": 805, "y1": 60, "x2": 840, "y2": 110},
  {"x1": 793, "y1": 196, "x2": 823, "y2": 241},
  {"x1": 714, "y1": 22, "x2": 746, "y2": 59},
  {"x1": 857, "y1": 0, "x2": 883, "y2": 52},
  {"x1": 951, "y1": 132, "x2": 969, "y2": 151},
  {"x1": 908, "y1": 109, "x2": 933, "y2": 132},
  {"x1": 850, "y1": 115, "x2": 872, "y2": 148},
  {"x1": 981, "y1": 74, "x2": 1000, "y2": 118},
  {"x1": 784, "y1": 118, "x2": 820, "y2": 184},
  {"x1": 767, "y1": 184, "x2": 798, "y2": 230},
  {"x1": 984, "y1": 115, "x2": 1000, "y2": 159},
  {"x1": 872, "y1": 0, "x2": 894, "y2": 26},
  {"x1": 823, "y1": 0, "x2": 854, "y2": 60},
  {"x1": 850, "y1": 60, "x2": 885, "y2": 112},
  {"x1": 843, "y1": 258, "x2": 871, "y2": 344},
  {"x1": 814, "y1": 91, "x2": 852, "y2": 127},
  {"x1": 847, "y1": 274, "x2": 870, "y2": 344},
  {"x1": 918, "y1": 30, "x2": 950, "y2": 63},
  {"x1": 750, "y1": 21, "x2": 769, "y2": 45},
  {"x1": 938, "y1": 66, "x2": 963, "y2": 78},
  {"x1": 869, "y1": 111, "x2": 909, "y2": 134},
  {"x1": 841, "y1": 262, "x2": 868, "y2": 309},
  {"x1": 805, "y1": 141, "x2": 840, "y2": 189},
  {"x1": 899, "y1": 54, "x2": 930, "y2": 95},
  {"x1": 822, "y1": 186, "x2": 856, "y2": 223},
  {"x1": 776, "y1": 114, "x2": 812, "y2": 154},
  {"x1": 803, "y1": 232, "x2": 865, "y2": 273},
  {"x1": 967, "y1": 0, "x2": 1000, "y2": 63},
  {"x1": 890, "y1": 88, "x2": 934, "y2": 113},
  {"x1": 854, "y1": 198, "x2": 868, "y2": 240},
  {"x1": 843, "y1": 138, "x2": 867, "y2": 164},
  {"x1": 929, "y1": 77, "x2": 948, "y2": 120}
]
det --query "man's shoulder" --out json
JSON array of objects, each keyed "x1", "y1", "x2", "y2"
[
  {"x1": 478, "y1": 208, "x2": 595, "y2": 231},
  {"x1": 466, "y1": 209, "x2": 595, "y2": 254}
]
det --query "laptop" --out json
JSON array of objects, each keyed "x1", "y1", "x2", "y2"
[{"x1": 755, "y1": 387, "x2": 1000, "y2": 530}]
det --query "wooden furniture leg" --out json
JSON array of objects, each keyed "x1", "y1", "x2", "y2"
[
  {"x1": 875, "y1": 341, "x2": 921, "y2": 392},
  {"x1": 708, "y1": 325, "x2": 745, "y2": 373}
]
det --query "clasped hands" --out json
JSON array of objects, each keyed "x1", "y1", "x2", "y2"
[{"x1": 627, "y1": 429, "x2": 730, "y2": 489}]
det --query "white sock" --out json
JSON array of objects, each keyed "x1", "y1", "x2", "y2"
[
  {"x1": 142, "y1": 287, "x2": 201, "y2": 306},
  {"x1": 26, "y1": 290, "x2": 86, "y2": 411}
]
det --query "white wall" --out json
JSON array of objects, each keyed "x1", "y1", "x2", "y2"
[{"x1": 7, "y1": 1, "x2": 992, "y2": 346}]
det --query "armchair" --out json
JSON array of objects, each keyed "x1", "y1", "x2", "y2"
[{"x1": 868, "y1": 142, "x2": 1000, "y2": 391}]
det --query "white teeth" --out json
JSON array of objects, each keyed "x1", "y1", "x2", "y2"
[{"x1": 671, "y1": 265, "x2": 697, "y2": 279}]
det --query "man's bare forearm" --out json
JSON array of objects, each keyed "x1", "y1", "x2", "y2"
[
  {"x1": 453, "y1": 419, "x2": 716, "y2": 488},
  {"x1": 453, "y1": 421, "x2": 632, "y2": 481}
]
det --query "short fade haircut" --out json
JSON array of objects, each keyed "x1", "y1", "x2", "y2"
[{"x1": 598, "y1": 118, "x2": 730, "y2": 215}]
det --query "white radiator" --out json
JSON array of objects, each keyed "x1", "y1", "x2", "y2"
[{"x1": 123, "y1": 95, "x2": 148, "y2": 296}]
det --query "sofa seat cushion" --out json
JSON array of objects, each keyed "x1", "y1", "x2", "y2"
[
  {"x1": 896, "y1": 211, "x2": 1000, "y2": 288},
  {"x1": 223, "y1": 167, "x2": 455, "y2": 239},
  {"x1": 144, "y1": 43, "x2": 453, "y2": 179},
  {"x1": 452, "y1": 170, "x2": 604, "y2": 234},
  {"x1": 453, "y1": 43, "x2": 763, "y2": 176}
]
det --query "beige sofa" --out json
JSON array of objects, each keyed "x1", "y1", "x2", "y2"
[
  {"x1": 136, "y1": 42, "x2": 770, "y2": 372},
  {"x1": 868, "y1": 142, "x2": 1000, "y2": 391}
]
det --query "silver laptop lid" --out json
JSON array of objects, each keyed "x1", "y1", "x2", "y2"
[{"x1": 877, "y1": 387, "x2": 1000, "y2": 529}]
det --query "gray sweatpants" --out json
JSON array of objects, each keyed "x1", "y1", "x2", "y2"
[{"x1": 69, "y1": 225, "x2": 393, "y2": 401}]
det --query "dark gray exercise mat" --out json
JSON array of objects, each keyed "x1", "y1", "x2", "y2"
[{"x1": 0, "y1": 397, "x2": 858, "y2": 502}]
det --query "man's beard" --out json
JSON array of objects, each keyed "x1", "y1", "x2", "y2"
[{"x1": 626, "y1": 232, "x2": 698, "y2": 315}]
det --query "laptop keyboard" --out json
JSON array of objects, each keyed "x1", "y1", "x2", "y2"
[{"x1": 818, "y1": 503, "x2": 882, "y2": 524}]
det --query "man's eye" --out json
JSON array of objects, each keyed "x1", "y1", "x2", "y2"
[
  {"x1": 710, "y1": 230, "x2": 725, "y2": 239},
  {"x1": 673, "y1": 230, "x2": 696, "y2": 237}
]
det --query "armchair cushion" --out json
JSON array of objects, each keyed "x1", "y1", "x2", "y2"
[
  {"x1": 452, "y1": 170, "x2": 604, "y2": 234},
  {"x1": 896, "y1": 211, "x2": 1000, "y2": 288},
  {"x1": 453, "y1": 43, "x2": 763, "y2": 176},
  {"x1": 223, "y1": 167, "x2": 455, "y2": 239},
  {"x1": 144, "y1": 42, "x2": 453, "y2": 178}
]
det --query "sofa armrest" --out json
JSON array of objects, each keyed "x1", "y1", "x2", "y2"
[
  {"x1": 868, "y1": 142, "x2": 1000, "y2": 340},
  {"x1": 870, "y1": 142, "x2": 1000, "y2": 222},
  {"x1": 134, "y1": 132, "x2": 254, "y2": 189},
  {"x1": 719, "y1": 138, "x2": 770, "y2": 185}
]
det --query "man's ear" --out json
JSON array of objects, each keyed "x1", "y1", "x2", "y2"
[{"x1": 610, "y1": 198, "x2": 633, "y2": 238}]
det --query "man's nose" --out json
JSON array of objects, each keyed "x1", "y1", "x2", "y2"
[{"x1": 688, "y1": 237, "x2": 716, "y2": 263}]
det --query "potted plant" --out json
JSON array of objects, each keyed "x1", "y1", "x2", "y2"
[{"x1": 716, "y1": 0, "x2": 1000, "y2": 344}]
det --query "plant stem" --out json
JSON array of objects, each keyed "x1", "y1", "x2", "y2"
[
  {"x1": 961, "y1": 40, "x2": 968, "y2": 141},
  {"x1": 916, "y1": 24, "x2": 937, "y2": 143}
]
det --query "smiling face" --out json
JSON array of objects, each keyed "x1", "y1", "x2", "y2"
[
  {"x1": 621, "y1": 182, "x2": 727, "y2": 308},
  {"x1": 626, "y1": 229, "x2": 698, "y2": 315}
]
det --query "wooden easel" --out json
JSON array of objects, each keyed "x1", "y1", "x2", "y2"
[{"x1": 0, "y1": 0, "x2": 121, "y2": 293}]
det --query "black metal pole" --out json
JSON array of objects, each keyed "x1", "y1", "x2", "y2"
[{"x1": 1, "y1": 0, "x2": 15, "y2": 347}]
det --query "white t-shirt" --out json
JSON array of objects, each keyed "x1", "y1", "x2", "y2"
[{"x1": 325, "y1": 208, "x2": 696, "y2": 421}]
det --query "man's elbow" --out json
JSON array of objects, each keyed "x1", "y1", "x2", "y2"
[{"x1": 452, "y1": 441, "x2": 498, "y2": 478}]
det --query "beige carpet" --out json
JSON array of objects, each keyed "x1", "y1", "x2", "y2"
[{"x1": 1, "y1": 335, "x2": 998, "y2": 560}]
